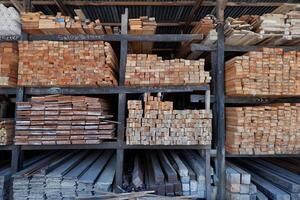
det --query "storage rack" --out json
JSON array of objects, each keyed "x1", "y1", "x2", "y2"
[{"x1": 0, "y1": 0, "x2": 300, "y2": 199}]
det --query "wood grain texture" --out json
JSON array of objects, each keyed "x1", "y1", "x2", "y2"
[
  {"x1": 0, "y1": 42, "x2": 18, "y2": 86},
  {"x1": 18, "y1": 41, "x2": 118, "y2": 86},
  {"x1": 126, "y1": 93, "x2": 212, "y2": 145}
]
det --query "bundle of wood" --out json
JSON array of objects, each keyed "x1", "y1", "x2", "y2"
[
  {"x1": 126, "y1": 94, "x2": 212, "y2": 145},
  {"x1": 18, "y1": 41, "x2": 118, "y2": 86},
  {"x1": 22, "y1": 12, "x2": 116, "y2": 35},
  {"x1": 225, "y1": 48, "x2": 300, "y2": 96},
  {"x1": 178, "y1": 15, "x2": 216, "y2": 58},
  {"x1": 258, "y1": 14, "x2": 286, "y2": 35},
  {"x1": 0, "y1": 4, "x2": 21, "y2": 35},
  {"x1": 0, "y1": 42, "x2": 18, "y2": 86},
  {"x1": 232, "y1": 158, "x2": 300, "y2": 200},
  {"x1": 226, "y1": 162, "x2": 257, "y2": 200},
  {"x1": 224, "y1": 15, "x2": 264, "y2": 46},
  {"x1": 0, "y1": 119, "x2": 14, "y2": 145},
  {"x1": 123, "y1": 150, "x2": 210, "y2": 198},
  {"x1": 125, "y1": 54, "x2": 210, "y2": 86},
  {"x1": 13, "y1": 150, "x2": 116, "y2": 200},
  {"x1": 226, "y1": 103, "x2": 300, "y2": 155},
  {"x1": 129, "y1": 16, "x2": 157, "y2": 53},
  {"x1": 285, "y1": 10, "x2": 300, "y2": 39},
  {"x1": 15, "y1": 95, "x2": 116, "y2": 145}
]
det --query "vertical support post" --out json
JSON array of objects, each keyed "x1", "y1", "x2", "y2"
[
  {"x1": 205, "y1": 90, "x2": 210, "y2": 112},
  {"x1": 205, "y1": 149, "x2": 211, "y2": 200},
  {"x1": 11, "y1": 87, "x2": 24, "y2": 173},
  {"x1": 216, "y1": 0, "x2": 226, "y2": 199},
  {"x1": 23, "y1": 0, "x2": 32, "y2": 12},
  {"x1": 115, "y1": 8, "x2": 128, "y2": 193}
]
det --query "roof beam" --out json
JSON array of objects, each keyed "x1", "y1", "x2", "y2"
[
  {"x1": 0, "y1": 1, "x2": 292, "y2": 7},
  {"x1": 185, "y1": 0, "x2": 204, "y2": 28},
  {"x1": 54, "y1": 0, "x2": 73, "y2": 17},
  {"x1": 9, "y1": 0, "x2": 25, "y2": 12}
]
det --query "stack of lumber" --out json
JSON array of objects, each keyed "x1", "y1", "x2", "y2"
[
  {"x1": 124, "y1": 150, "x2": 210, "y2": 198},
  {"x1": 226, "y1": 103, "x2": 300, "y2": 155},
  {"x1": 258, "y1": 14, "x2": 286, "y2": 36},
  {"x1": 178, "y1": 15, "x2": 216, "y2": 58},
  {"x1": 224, "y1": 15, "x2": 264, "y2": 46},
  {"x1": 225, "y1": 48, "x2": 300, "y2": 96},
  {"x1": 125, "y1": 54, "x2": 210, "y2": 86},
  {"x1": 0, "y1": 119, "x2": 14, "y2": 145},
  {"x1": 13, "y1": 150, "x2": 116, "y2": 200},
  {"x1": 21, "y1": 12, "x2": 115, "y2": 35},
  {"x1": 129, "y1": 16, "x2": 157, "y2": 53},
  {"x1": 0, "y1": 4, "x2": 21, "y2": 35},
  {"x1": 126, "y1": 94, "x2": 212, "y2": 145},
  {"x1": 18, "y1": 41, "x2": 118, "y2": 86},
  {"x1": 285, "y1": 10, "x2": 300, "y2": 39},
  {"x1": 15, "y1": 95, "x2": 116, "y2": 145},
  {"x1": 0, "y1": 165, "x2": 11, "y2": 200},
  {"x1": 0, "y1": 42, "x2": 18, "y2": 86},
  {"x1": 226, "y1": 162, "x2": 257, "y2": 200},
  {"x1": 233, "y1": 158, "x2": 300, "y2": 200}
]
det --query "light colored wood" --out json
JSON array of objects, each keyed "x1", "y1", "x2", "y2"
[{"x1": 126, "y1": 93, "x2": 212, "y2": 145}]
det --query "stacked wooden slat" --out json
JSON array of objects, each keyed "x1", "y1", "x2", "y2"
[
  {"x1": 226, "y1": 162, "x2": 257, "y2": 200},
  {"x1": 18, "y1": 41, "x2": 118, "y2": 86},
  {"x1": 124, "y1": 150, "x2": 210, "y2": 198},
  {"x1": 224, "y1": 15, "x2": 264, "y2": 46},
  {"x1": 126, "y1": 94, "x2": 212, "y2": 145},
  {"x1": 225, "y1": 48, "x2": 300, "y2": 96},
  {"x1": 178, "y1": 15, "x2": 216, "y2": 58},
  {"x1": 21, "y1": 12, "x2": 116, "y2": 35},
  {"x1": 233, "y1": 158, "x2": 300, "y2": 200},
  {"x1": 0, "y1": 4, "x2": 21, "y2": 35},
  {"x1": 226, "y1": 103, "x2": 300, "y2": 155},
  {"x1": 0, "y1": 119, "x2": 14, "y2": 145},
  {"x1": 13, "y1": 150, "x2": 116, "y2": 200},
  {"x1": 0, "y1": 42, "x2": 18, "y2": 86},
  {"x1": 15, "y1": 95, "x2": 116, "y2": 145},
  {"x1": 125, "y1": 54, "x2": 210, "y2": 86},
  {"x1": 285, "y1": 10, "x2": 300, "y2": 39},
  {"x1": 258, "y1": 14, "x2": 286, "y2": 35},
  {"x1": 129, "y1": 16, "x2": 157, "y2": 53}
]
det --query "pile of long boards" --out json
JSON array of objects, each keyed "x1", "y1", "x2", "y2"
[
  {"x1": 129, "y1": 16, "x2": 157, "y2": 54},
  {"x1": 21, "y1": 12, "x2": 116, "y2": 35},
  {"x1": 226, "y1": 103, "x2": 300, "y2": 155},
  {"x1": 231, "y1": 158, "x2": 300, "y2": 200},
  {"x1": 0, "y1": 4, "x2": 21, "y2": 35},
  {"x1": 126, "y1": 93, "x2": 212, "y2": 145},
  {"x1": 18, "y1": 41, "x2": 118, "y2": 86},
  {"x1": 124, "y1": 150, "x2": 211, "y2": 198},
  {"x1": 0, "y1": 42, "x2": 18, "y2": 86},
  {"x1": 15, "y1": 94, "x2": 116, "y2": 145},
  {"x1": 0, "y1": 119, "x2": 14, "y2": 145},
  {"x1": 125, "y1": 54, "x2": 210, "y2": 86},
  {"x1": 226, "y1": 161, "x2": 257, "y2": 200},
  {"x1": 0, "y1": 153, "x2": 52, "y2": 200},
  {"x1": 225, "y1": 48, "x2": 300, "y2": 96},
  {"x1": 13, "y1": 150, "x2": 116, "y2": 200}
]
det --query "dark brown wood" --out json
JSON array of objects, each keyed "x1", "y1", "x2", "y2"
[
  {"x1": 54, "y1": 0, "x2": 73, "y2": 17},
  {"x1": 184, "y1": 0, "x2": 204, "y2": 29},
  {"x1": 9, "y1": 0, "x2": 24, "y2": 12}
]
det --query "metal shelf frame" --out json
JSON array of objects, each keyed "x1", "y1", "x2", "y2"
[{"x1": 1, "y1": 1, "x2": 299, "y2": 199}]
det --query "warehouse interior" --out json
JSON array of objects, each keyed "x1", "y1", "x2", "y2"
[{"x1": 0, "y1": 0, "x2": 299, "y2": 200}]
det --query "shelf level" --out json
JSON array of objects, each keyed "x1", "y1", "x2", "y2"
[
  {"x1": 0, "y1": 85, "x2": 209, "y2": 95},
  {"x1": 124, "y1": 144, "x2": 211, "y2": 149},
  {"x1": 20, "y1": 142, "x2": 119, "y2": 150},
  {"x1": 0, "y1": 145, "x2": 13, "y2": 150}
]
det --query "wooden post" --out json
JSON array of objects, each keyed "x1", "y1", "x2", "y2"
[{"x1": 216, "y1": 0, "x2": 226, "y2": 199}]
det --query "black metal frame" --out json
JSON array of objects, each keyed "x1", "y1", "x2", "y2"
[{"x1": 1, "y1": 1, "x2": 300, "y2": 200}]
